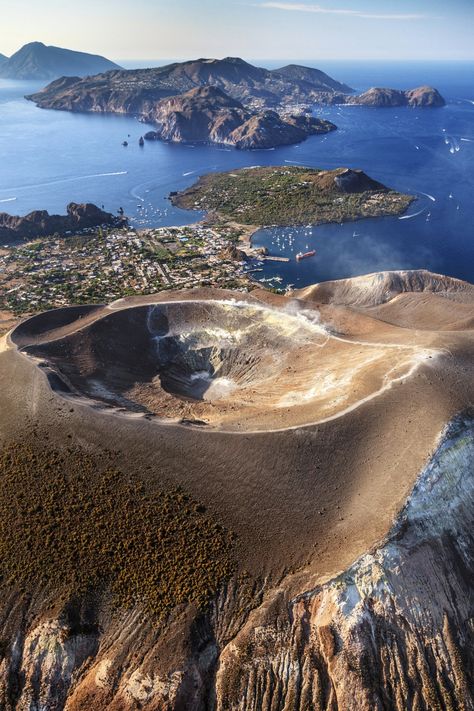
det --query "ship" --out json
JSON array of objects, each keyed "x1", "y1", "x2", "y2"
[{"x1": 296, "y1": 249, "x2": 316, "y2": 261}]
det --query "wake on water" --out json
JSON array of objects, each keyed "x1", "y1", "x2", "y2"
[
  {"x1": 399, "y1": 207, "x2": 426, "y2": 221},
  {"x1": 3, "y1": 171, "x2": 128, "y2": 193}
]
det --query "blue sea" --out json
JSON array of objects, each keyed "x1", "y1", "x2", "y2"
[{"x1": 0, "y1": 60, "x2": 473, "y2": 287}]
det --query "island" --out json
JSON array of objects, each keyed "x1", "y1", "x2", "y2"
[
  {"x1": 0, "y1": 203, "x2": 126, "y2": 243},
  {"x1": 171, "y1": 165, "x2": 414, "y2": 227},
  {"x1": 0, "y1": 41, "x2": 121, "y2": 81},
  {"x1": 26, "y1": 57, "x2": 445, "y2": 122},
  {"x1": 26, "y1": 56, "x2": 352, "y2": 112},
  {"x1": 26, "y1": 58, "x2": 446, "y2": 150}
]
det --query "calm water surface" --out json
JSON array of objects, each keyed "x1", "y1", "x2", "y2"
[{"x1": 0, "y1": 61, "x2": 473, "y2": 286}]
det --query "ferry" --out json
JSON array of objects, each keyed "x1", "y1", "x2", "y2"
[{"x1": 296, "y1": 249, "x2": 316, "y2": 261}]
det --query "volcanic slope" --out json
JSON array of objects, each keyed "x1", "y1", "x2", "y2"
[{"x1": 0, "y1": 270, "x2": 472, "y2": 709}]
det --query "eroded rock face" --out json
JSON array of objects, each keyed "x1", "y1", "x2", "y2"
[
  {"x1": 215, "y1": 415, "x2": 474, "y2": 710},
  {"x1": 0, "y1": 202, "x2": 125, "y2": 242},
  {"x1": 144, "y1": 86, "x2": 336, "y2": 148}
]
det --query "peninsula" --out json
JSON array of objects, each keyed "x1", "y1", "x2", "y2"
[
  {"x1": 171, "y1": 165, "x2": 414, "y2": 226},
  {"x1": 141, "y1": 86, "x2": 336, "y2": 148}
]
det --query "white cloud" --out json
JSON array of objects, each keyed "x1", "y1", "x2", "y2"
[{"x1": 259, "y1": 2, "x2": 430, "y2": 20}]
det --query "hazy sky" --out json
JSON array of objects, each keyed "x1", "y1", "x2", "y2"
[{"x1": 2, "y1": 0, "x2": 474, "y2": 61}]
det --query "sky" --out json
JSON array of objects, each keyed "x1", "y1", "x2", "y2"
[{"x1": 1, "y1": 0, "x2": 474, "y2": 62}]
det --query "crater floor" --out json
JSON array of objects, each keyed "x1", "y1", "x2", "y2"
[{"x1": 15, "y1": 296, "x2": 440, "y2": 432}]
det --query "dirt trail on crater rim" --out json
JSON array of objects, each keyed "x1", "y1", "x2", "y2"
[{"x1": 3, "y1": 269, "x2": 473, "y2": 587}]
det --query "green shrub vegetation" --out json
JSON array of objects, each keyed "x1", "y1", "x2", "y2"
[
  {"x1": 172, "y1": 166, "x2": 414, "y2": 226},
  {"x1": 0, "y1": 442, "x2": 235, "y2": 618}
]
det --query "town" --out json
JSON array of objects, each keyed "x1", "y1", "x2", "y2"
[{"x1": 0, "y1": 222, "x2": 252, "y2": 332}]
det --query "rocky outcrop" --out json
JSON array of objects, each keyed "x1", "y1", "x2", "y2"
[
  {"x1": 331, "y1": 167, "x2": 386, "y2": 193},
  {"x1": 341, "y1": 85, "x2": 446, "y2": 108},
  {"x1": 0, "y1": 41, "x2": 120, "y2": 81},
  {"x1": 219, "y1": 244, "x2": 247, "y2": 261},
  {"x1": 404, "y1": 85, "x2": 446, "y2": 107},
  {"x1": 142, "y1": 86, "x2": 336, "y2": 149},
  {"x1": 0, "y1": 202, "x2": 125, "y2": 242},
  {"x1": 224, "y1": 111, "x2": 335, "y2": 149}
]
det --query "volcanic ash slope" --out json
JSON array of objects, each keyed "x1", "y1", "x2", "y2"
[{"x1": 0, "y1": 269, "x2": 472, "y2": 710}]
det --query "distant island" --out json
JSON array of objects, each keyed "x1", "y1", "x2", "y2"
[
  {"x1": 0, "y1": 42, "x2": 121, "y2": 80},
  {"x1": 171, "y1": 166, "x2": 414, "y2": 227},
  {"x1": 0, "y1": 203, "x2": 125, "y2": 243}
]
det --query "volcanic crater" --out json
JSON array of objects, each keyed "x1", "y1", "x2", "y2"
[{"x1": 17, "y1": 294, "x2": 437, "y2": 431}]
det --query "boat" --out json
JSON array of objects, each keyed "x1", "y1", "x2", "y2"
[
  {"x1": 296, "y1": 249, "x2": 316, "y2": 261},
  {"x1": 122, "y1": 141, "x2": 128, "y2": 147},
  {"x1": 139, "y1": 136, "x2": 145, "y2": 146}
]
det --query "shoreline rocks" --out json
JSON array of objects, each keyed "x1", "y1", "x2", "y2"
[{"x1": 0, "y1": 202, "x2": 126, "y2": 243}]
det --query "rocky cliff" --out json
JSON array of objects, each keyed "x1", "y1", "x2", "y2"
[
  {"x1": 0, "y1": 202, "x2": 125, "y2": 242},
  {"x1": 216, "y1": 414, "x2": 474, "y2": 711},
  {"x1": 140, "y1": 86, "x2": 336, "y2": 148}
]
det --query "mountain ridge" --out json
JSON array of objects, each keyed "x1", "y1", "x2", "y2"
[{"x1": 27, "y1": 55, "x2": 353, "y2": 111}]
